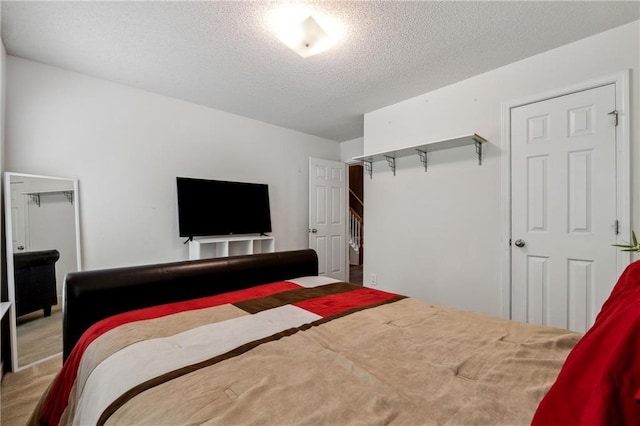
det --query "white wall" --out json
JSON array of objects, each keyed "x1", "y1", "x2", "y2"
[
  {"x1": 340, "y1": 137, "x2": 363, "y2": 163},
  {"x1": 4, "y1": 57, "x2": 340, "y2": 270},
  {"x1": 363, "y1": 21, "x2": 639, "y2": 318}
]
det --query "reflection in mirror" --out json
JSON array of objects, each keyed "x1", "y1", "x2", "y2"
[{"x1": 4, "y1": 173, "x2": 81, "y2": 371}]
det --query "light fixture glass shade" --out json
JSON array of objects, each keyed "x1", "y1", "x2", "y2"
[{"x1": 275, "y1": 15, "x2": 334, "y2": 58}]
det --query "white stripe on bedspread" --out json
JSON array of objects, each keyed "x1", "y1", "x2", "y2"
[
  {"x1": 73, "y1": 304, "x2": 322, "y2": 426},
  {"x1": 287, "y1": 276, "x2": 342, "y2": 288}
]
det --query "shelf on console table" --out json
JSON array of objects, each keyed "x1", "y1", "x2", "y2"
[
  {"x1": 0, "y1": 302, "x2": 10, "y2": 320},
  {"x1": 0, "y1": 301, "x2": 10, "y2": 377},
  {"x1": 188, "y1": 235, "x2": 275, "y2": 260},
  {"x1": 353, "y1": 133, "x2": 487, "y2": 178}
]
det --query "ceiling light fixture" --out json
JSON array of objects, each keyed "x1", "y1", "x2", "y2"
[
  {"x1": 268, "y1": 6, "x2": 344, "y2": 58},
  {"x1": 277, "y1": 15, "x2": 328, "y2": 58}
]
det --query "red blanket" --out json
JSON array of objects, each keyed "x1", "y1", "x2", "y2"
[
  {"x1": 40, "y1": 280, "x2": 401, "y2": 425},
  {"x1": 532, "y1": 261, "x2": 640, "y2": 425}
]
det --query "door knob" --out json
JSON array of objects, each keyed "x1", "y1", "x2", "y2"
[
  {"x1": 17, "y1": 245, "x2": 24, "y2": 251},
  {"x1": 514, "y1": 239, "x2": 526, "y2": 248},
  {"x1": 309, "y1": 228, "x2": 318, "y2": 233}
]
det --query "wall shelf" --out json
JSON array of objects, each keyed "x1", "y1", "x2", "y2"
[
  {"x1": 188, "y1": 235, "x2": 275, "y2": 260},
  {"x1": 22, "y1": 190, "x2": 74, "y2": 207},
  {"x1": 352, "y1": 133, "x2": 487, "y2": 178}
]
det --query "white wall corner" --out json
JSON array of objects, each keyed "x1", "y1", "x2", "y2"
[{"x1": 340, "y1": 137, "x2": 364, "y2": 163}]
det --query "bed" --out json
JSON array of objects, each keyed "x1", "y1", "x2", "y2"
[{"x1": 33, "y1": 249, "x2": 640, "y2": 425}]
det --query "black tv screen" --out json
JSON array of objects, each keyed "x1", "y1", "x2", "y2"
[{"x1": 177, "y1": 177, "x2": 272, "y2": 238}]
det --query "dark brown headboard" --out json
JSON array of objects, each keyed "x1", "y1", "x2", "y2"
[{"x1": 63, "y1": 249, "x2": 318, "y2": 360}]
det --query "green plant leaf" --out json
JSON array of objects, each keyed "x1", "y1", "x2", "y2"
[{"x1": 612, "y1": 230, "x2": 640, "y2": 254}]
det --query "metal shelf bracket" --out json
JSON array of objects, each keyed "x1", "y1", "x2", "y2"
[
  {"x1": 26, "y1": 191, "x2": 74, "y2": 207},
  {"x1": 63, "y1": 191, "x2": 74, "y2": 205},
  {"x1": 29, "y1": 194, "x2": 41, "y2": 207},
  {"x1": 473, "y1": 138, "x2": 483, "y2": 165},
  {"x1": 364, "y1": 160, "x2": 373, "y2": 179},
  {"x1": 416, "y1": 149, "x2": 428, "y2": 172},
  {"x1": 384, "y1": 155, "x2": 396, "y2": 176}
]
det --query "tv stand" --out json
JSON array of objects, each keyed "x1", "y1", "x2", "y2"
[{"x1": 188, "y1": 235, "x2": 275, "y2": 260}]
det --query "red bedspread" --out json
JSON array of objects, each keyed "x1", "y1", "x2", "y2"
[
  {"x1": 533, "y1": 261, "x2": 640, "y2": 425},
  {"x1": 35, "y1": 278, "x2": 580, "y2": 425},
  {"x1": 40, "y1": 280, "x2": 400, "y2": 425}
]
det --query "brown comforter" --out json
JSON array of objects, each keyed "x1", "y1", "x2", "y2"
[{"x1": 37, "y1": 280, "x2": 580, "y2": 425}]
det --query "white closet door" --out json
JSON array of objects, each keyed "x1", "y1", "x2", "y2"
[{"x1": 511, "y1": 84, "x2": 618, "y2": 332}]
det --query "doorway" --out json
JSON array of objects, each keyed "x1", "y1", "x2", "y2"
[
  {"x1": 348, "y1": 164, "x2": 364, "y2": 285},
  {"x1": 308, "y1": 157, "x2": 347, "y2": 281},
  {"x1": 507, "y1": 75, "x2": 630, "y2": 332}
]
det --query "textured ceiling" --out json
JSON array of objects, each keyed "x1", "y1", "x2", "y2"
[{"x1": 1, "y1": 1, "x2": 638, "y2": 142}]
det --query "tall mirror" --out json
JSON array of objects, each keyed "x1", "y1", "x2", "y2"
[{"x1": 4, "y1": 173, "x2": 81, "y2": 371}]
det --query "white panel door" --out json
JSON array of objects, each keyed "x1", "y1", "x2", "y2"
[
  {"x1": 511, "y1": 84, "x2": 618, "y2": 332},
  {"x1": 309, "y1": 157, "x2": 346, "y2": 280}
]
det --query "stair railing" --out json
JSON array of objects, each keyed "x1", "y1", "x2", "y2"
[{"x1": 349, "y1": 208, "x2": 363, "y2": 253}]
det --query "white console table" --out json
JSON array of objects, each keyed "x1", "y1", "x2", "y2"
[
  {"x1": 188, "y1": 236, "x2": 275, "y2": 260},
  {"x1": 1, "y1": 301, "x2": 11, "y2": 377}
]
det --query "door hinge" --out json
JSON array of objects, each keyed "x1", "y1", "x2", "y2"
[
  {"x1": 608, "y1": 110, "x2": 619, "y2": 127},
  {"x1": 508, "y1": 238, "x2": 512, "y2": 246},
  {"x1": 614, "y1": 220, "x2": 620, "y2": 235}
]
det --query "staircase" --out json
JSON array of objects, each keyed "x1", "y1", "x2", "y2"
[
  {"x1": 349, "y1": 184, "x2": 364, "y2": 265},
  {"x1": 348, "y1": 166, "x2": 364, "y2": 267},
  {"x1": 349, "y1": 207, "x2": 363, "y2": 255}
]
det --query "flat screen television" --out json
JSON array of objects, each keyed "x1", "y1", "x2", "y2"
[{"x1": 177, "y1": 177, "x2": 272, "y2": 238}]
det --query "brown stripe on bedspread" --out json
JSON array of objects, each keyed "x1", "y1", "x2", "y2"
[
  {"x1": 97, "y1": 295, "x2": 405, "y2": 426},
  {"x1": 232, "y1": 282, "x2": 359, "y2": 313}
]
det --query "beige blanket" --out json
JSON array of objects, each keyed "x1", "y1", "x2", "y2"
[{"x1": 42, "y1": 283, "x2": 580, "y2": 425}]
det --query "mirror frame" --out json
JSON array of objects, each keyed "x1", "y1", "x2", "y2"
[{"x1": 4, "y1": 172, "x2": 82, "y2": 371}]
